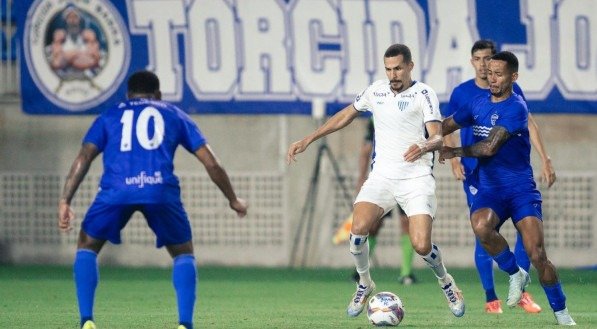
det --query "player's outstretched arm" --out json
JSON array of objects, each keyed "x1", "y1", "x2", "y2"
[
  {"x1": 286, "y1": 105, "x2": 360, "y2": 164},
  {"x1": 58, "y1": 143, "x2": 100, "y2": 232},
  {"x1": 528, "y1": 114, "x2": 556, "y2": 187},
  {"x1": 194, "y1": 144, "x2": 248, "y2": 218},
  {"x1": 441, "y1": 126, "x2": 510, "y2": 161}
]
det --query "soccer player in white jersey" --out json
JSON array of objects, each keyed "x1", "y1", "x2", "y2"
[
  {"x1": 58, "y1": 71, "x2": 248, "y2": 329},
  {"x1": 287, "y1": 44, "x2": 465, "y2": 318}
]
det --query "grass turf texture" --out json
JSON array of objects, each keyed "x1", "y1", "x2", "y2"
[{"x1": 0, "y1": 266, "x2": 594, "y2": 328}]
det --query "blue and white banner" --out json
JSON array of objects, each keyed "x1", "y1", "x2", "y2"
[{"x1": 16, "y1": 0, "x2": 597, "y2": 115}]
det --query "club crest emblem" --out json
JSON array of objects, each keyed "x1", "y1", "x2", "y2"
[
  {"x1": 491, "y1": 113, "x2": 499, "y2": 126},
  {"x1": 24, "y1": 0, "x2": 131, "y2": 111},
  {"x1": 397, "y1": 101, "x2": 409, "y2": 111}
]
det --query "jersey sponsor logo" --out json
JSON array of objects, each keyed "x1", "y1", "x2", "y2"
[
  {"x1": 373, "y1": 92, "x2": 389, "y2": 97},
  {"x1": 400, "y1": 94, "x2": 415, "y2": 99},
  {"x1": 421, "y1": 89, "x2": 434, "y2": 113},
  {"x1": 491, "y1": 113, "x2": 499, "y2": 126},
  {"x1": 24, "y1": 0, "x2": 131, "y2": 111},
  {"x1": 125, "y1": 171, "x2": 164, "y2": 188}
]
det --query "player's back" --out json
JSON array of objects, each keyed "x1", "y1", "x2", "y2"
[{"x1": 85, "y1": 98, "x2": 206, "y2": 204}]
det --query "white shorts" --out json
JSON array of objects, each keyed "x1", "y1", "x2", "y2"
[{"x1": 354, "y1": 171, "x2": 437, "y2": 218}]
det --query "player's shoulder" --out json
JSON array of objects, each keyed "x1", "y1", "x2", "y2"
[
  {"x1": 452, "y1": 79, "x2": 477, "y2": 94},
  {"x1": 411, "y1": 81, "x2": 436, "y2": 95}
]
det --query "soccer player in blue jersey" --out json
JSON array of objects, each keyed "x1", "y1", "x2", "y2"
[
  {"x1": 57, "y1": 71, "x2": 248, "y2": 329},
  {"x1": 442, "y1": 40, "x2": 554, "y2": 314},
  {"x1": 440, "y1": 51, "x2": 576, "y2": 326}
]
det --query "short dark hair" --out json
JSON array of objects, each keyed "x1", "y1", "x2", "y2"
[
  {"x1": 127, "y1": 70, "x2": 160, "y2": 94},
  {"x1": 384, "y1": 44, "x2": 412, "y2": 63},
  {"x1": 471, "y1": 39, "x2": 496, "y2": 55},
  {"x1": 491, "y1": 51, "x2": 519, "y2": 73}
]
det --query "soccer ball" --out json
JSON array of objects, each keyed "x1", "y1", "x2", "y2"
[{"x1": 367, "y1": 291, "x2": 404, "y2": 326}]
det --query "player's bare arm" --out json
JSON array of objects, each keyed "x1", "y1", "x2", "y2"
[
  {"x1": 286, "y1": 104, "x2": 360, "y2": 164},
  {"x1": 194, "y1": 144, "x2": 247, "y2": 218},
  {"x1": 58, "y1": 143, "x2": 100, "y2": 232},
  {"x1": 528, "y1": 114, "x2": 556, "y2": 187},
  {"x1": 403, "y1": 121, "x2": 442, "y2": 162},
  {"x1": 442, "y1": 132, "x2": 465, "y2": 179},
  {"x1": 441, "y1": 126, "x2": 510, "y2": 160}
]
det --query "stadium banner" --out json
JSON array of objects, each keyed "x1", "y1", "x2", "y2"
[{"x1": 16, "y1": 0, "x2": 597, "y2": 115}]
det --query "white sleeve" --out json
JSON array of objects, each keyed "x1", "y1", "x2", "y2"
[
  {"x1": 419, "y1": 87, "x2": 442, "y2": 122},
  {"x1": 353, "y1": 85, "x2": 373, "y2": 112}
]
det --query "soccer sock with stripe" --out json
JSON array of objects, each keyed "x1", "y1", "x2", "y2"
[
  {"x1": 542, "y1": 282, "x2": 566, "y2": 312},
  {"x1": 492, "y1": 246, "x2": 520, "y2": 275},
  {"x1": 349, "y1": 233, "x2": 372, "y2": 285},
  {"x1": 422, "y1": 243, "x2": 447, "y2": 280},
  {"x1": 73, "y1": 249, "x2": 98, "y2": 327},
  {"x1": 474, "y1": 238, "x2": 498, "y2": 302},
  {"x1": 173, "y1": 254, "x2": 197, "y2": 329},
  {"x1": 399, "y1": 233, "x2": 414, "y2": 277}
]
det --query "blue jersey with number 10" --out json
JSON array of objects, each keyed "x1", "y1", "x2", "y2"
[
  {"x1": 452, "y1": 92, "x2": 535, "y2": 192},
  {"x1": 83, "y1": 98, "x2": 206, "y2": 204}
]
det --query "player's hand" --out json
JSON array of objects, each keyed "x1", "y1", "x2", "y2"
[
  {"x1": 403, "y1": 144, "x2": 424, "y2": 162},
  {"x1": 450, "y1": 158, "x2": 466, "y2": 181},
  {"x1": 58, "y1": 199, "x2": 75, "y2": 232},
  {"x1": 439, "y1": 146, "x2": 457, "y2": 162},
  {"x1": 540, "y1": 157, "x2": 556, "y2": 188},
  {"x1": 286, "y1": 140, "x2": 309, "y2": 164},
  {"x1": 230, "y1": 198, "x2": 248, "y2": 218}
]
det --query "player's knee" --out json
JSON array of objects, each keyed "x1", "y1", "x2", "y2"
[
  {"x1": 349, "y1": 233, "x2": 368, "y2": 255},
  {"x1": 528, "y1": 247, "x2": 547, "y2": 266},
  {"x1": 410, "y1": 236, "x2": 430, "y2": 255}
]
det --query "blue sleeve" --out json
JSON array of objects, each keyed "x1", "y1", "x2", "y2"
[
  {"x1": 441, "y1": 87, "x2": 461, "y2": 118},
  {"x1": 497, "y1": 102, "x2": 527, "y2": 134},
  {"x1": 82, "y1": 116, "x2": 106, "y2": 152},
  {"x1": 178, "y1": 110, "x2": 207, "y2": 153},
  {"x1": 452, "y1": 98, "x2": 475, "y2": 128}
]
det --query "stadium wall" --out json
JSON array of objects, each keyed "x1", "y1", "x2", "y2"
[{"x1": 0, "y1": 102, "x2": 596, "y2": 268}]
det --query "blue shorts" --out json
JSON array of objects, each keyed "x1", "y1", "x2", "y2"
[
  {"x1": 462, "y1": 170, "x2": 479, "y2": 208},
  {"x1": 470, "y1": 187, "x2": 542, "y2": 229},
  {"x1": 82, "y1": 199, "x2": 192, "y2": 248}
]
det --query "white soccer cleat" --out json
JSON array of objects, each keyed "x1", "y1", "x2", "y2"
[
  {"x1": 554, "y1": 308, "x2": 577, "y2": 326},
  {"x1": 506, "y1": 268, "x2": 530, "y2": 307},
  {"x1": 346, "y1": 281, "x2": 376, "y2": 317},
  {"x1": 438, "y1": 274, "x2": 465, "y2": 317}
]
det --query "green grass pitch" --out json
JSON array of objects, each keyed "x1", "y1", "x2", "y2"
[{"x1": 0, "y1": 265, "x2": 595, "y2": 328}]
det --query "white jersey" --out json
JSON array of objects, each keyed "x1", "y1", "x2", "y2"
[{"x1": 353, "y1": 80, "x2": 441, "y2": 179}]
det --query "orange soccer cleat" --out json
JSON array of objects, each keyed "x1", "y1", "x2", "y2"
[
  {"x1": 518, "y1": 291, "x2": 542, "y2": 313},
  {"x1": 485, "y1": 299, "x2": 503, "y2": 314},
  {"x1": 332, "y1": 214, "x2": 353, "y2": 245}
]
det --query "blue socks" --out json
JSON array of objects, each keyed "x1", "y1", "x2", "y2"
[
  {"x1": 492, "y1": 246, "x2": 520, "y2": 275},
  {"x1": 73, "y1": 249, "x2": 99, "y2": 327},
  {"x1": 474, "y1": 238, "x2": 498, "y2": 302},
  {"x1": 543, "y1": 282, "x2": 566, "y2": 312},
  {"x1": 173, "y1": 254, "x2": 197, "y2": 329},
  {"x1": 513, "y1": 232, "x2": 531, "y2": 271}
]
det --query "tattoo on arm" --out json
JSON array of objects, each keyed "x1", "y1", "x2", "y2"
[
  {"x1": 60, "y1": 144, "x2": 99, "y2": 203},
  {"x1": 455, "y1": 126, "x2": 510, "y2": 158}
]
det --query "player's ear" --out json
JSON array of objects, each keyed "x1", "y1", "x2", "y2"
[
  {"x1": 408, "y1": 61, "x2": 414, "y2": 71},
  {"x1": 511, "y1": 71, "x2": 518, "y2": 82},
  {"x1": 155, "y1": 91, "x2": 162, "y2": 100}
]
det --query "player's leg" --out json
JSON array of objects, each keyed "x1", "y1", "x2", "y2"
[
  {"x1": 346, "y1": 201, "x2": 383, "y2": 316},
  {"x1": 397, "y1": 208, "x2": 416, "y2": 285},
  {"x1": 515, "y1": 215, "x2": 575, "y2": 325},
  {"x1": 403, "y1": 175, "x2": 464, "y2": 317},
  {"x1": 352, "y1": 212, "x2": 385, "y2": 282},
  {"x1": 145, "y1": 203, "x2": 196, "y2": 329},
  {"x1": 464, "y1": 179, "x2": 501, "y2": 312},
  {"x1": 470, "y1": 207, "x2": 529, "y2": 308},
  {"x1": 512, "y1": 230, "x2": 542, "y2": 313},
  {"x1": 75, "y1": 201, "x2": 133, "y2": 328}
]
